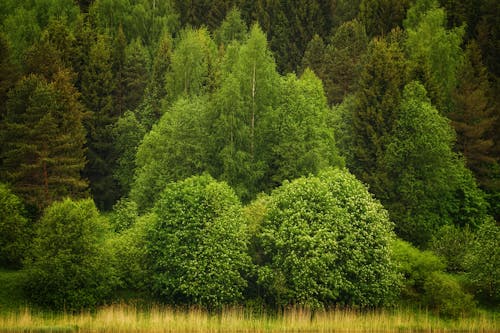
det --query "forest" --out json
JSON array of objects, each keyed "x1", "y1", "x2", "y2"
[{"x1": 0, "y1": 0, "x2": 499, "y2": 322}]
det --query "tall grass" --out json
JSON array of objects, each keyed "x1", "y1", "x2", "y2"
[{"x1": 0, "y1": 304, "x2": 497, "y2": 332}]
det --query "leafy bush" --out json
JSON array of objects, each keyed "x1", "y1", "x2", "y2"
[
  {"x1": 464, "y1": 219, "x2": 499, "y2": 304},
  {"x1": 0, "y1": 183, "x2": 29, "y2": 268},
  {"x1": 429, "y1": 224, "x2": 473, "y2": 273},
  {"x1": 147, "y1": 174, "x2": 251, "y2": 309},
  {"x1": 392, "y1": 239, "x2": 445, "y2": 300},
  {"x1": 109, "y1": 213, "x2": 154, "y2": 292},
  {"x1": 108, "y1": 197, "x2": 139, "y2": 233},
  {"x1": 24, "y1": 198, "x2": 117, "y2": 310},
  {"x1": 423, "y1": 271, "x2": 476, "y2": 317},
  {"x1": 257, "y1": 168, "x2": 399, "y2": 309}
]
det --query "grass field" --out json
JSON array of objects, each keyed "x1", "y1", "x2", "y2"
[{"x1": 0, "y1": 304, "x2": 498, "y2": 332}]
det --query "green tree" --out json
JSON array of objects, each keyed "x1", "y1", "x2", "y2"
[
  {"x1": 0, "y1": 183, "x2": 28, "y2": 268},
  {"x1": 215, "y1": 7, "x2": 248, "y2": 47},
  {"x1": 131, "y1": 97, "x2": 210, "y2": 212},
  {"x1": 359, "y1": 0, "x2": 412, "y2": 36},
  {"x1": 257, "y1": 168, "x2": 398, "y2": 308},
  {"x1": 465, "y1": 219, "x2": 500, "y2": 304},
  {"x1": 383, "y1": 81, "x2": 488, "y2": 246},
  {"x1": 112, "y1": 24, "x2": 127, "y2": 116},
  {"x1": 349, "y1": 37, "x2": 407, "y2": 196},
  {"x1": 324, "y1": 19, "x2": 368, "y2": 104},
  {"x1": 81, "y1": 33, "x2": 118, "y2": 210},
  {"x1": 269, "y1": 70, "x2": 343, "y2": 186},
  {"x1": 166, "y1": 27, "x2": 217, "y2": 102},
  {"x1": 1, "y1": 72, "x2": 87, "y2": 211},
  {"x1": 123, "y1": 38, "x2": 150, "y2": 112},
  {"x1": 24, "y1": 198, "x2": 117, "y2": 310},
  {"x1": 213, "y1": 24, "x2": 280, "y2": 200},
  {"x1": 147, "y1": 174, "x2": 250, "y2": 308},
  {"x1": 111, "y1": 110, "x2": 145, "y2": 198},
  {"x1": 450, "y1": 41, "x2": 497, "y2": 189},
  {"x1": 404, "y1": 0, "x2": 465, "y2": 113}
]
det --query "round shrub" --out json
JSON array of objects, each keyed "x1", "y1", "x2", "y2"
[
  {"x1": 423, "y1": 271, "x2": 476, "y2": 318},
  {"x1": 0, "y1": 183, "x2": 29, "y2": 268},
  {"x1": 147, "y1": 174, "x2": 251, "y2": 308},
  {"x1": 257, "y1": 168, "x2": 399, "y2": 309},
  {"x1": 24, "y1": 198, "x2": 117, "y2": 310}
]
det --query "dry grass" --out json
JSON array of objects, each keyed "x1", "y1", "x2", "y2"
[{"x1": 0, "y1": 304, "x2": 498, "y2": 332}]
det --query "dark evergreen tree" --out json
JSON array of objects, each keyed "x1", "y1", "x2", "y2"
[
  {"x1": 1, "y1": 72, "x2": 87, "y2": 211},
  {"x1": 349, "y1": 37, "x2": 408, "y2": 197},
  {"x1": 81, "y1": 33, "x2": 118, "y2": 210}
]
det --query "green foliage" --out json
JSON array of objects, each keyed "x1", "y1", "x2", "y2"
[
  {"x1": 429, "y1": 225, "x2": 473, "y2": 273},
  {"x1": 257, "y1": 168, "x2": 398, "y2": 309},
  {"x1": 81, "y1": 33, "x2": 118, "y2": 210},
  {"x1": 109, "y1": 212, "x2": 153, "y2": 292},
  {"x1": 215, "y1": 7, "x2": 248, "y2": 47},
  {"x1": 423, "y1": 271, "x2": 476, "y2": 317},
  {"x1": 147, "y1": 175, "x2": 251, "y2": 308},
  {"x1": 1, "y1": 72, "x2": 87, "y2": 211},
  {"x1": 360, "y1": 0, "x2": 412, "y2": 36},
  {"x1": 166, "y1": 27, "x2": 217, "y2": 102},
  {"x1": 269, "y1": 70, "x2": 343, "y2": 185},
  {"x1": 349, "y1": 37, "x2": 407, "y2": 196},
  {"x1": 131, "y1": 96, "x2": 210, "y2": 212},
  {"x1": 111, "y1": 110, "x2": 145, "y2": 197},
  {"x1": 0, "y1": 183, "x2": 28, "y2": 268},
  {"x1": 465, "y1": 219, "x2": 500, "y2": 304},
  {"x1": 24, "y1": 198, "x2": 117, "y2": 310},
  {"x1": 404, "y1": 0, "x2": 465, "y2": 113},
  {"x1": 392, "y1": 239, "x2": 446, "y2": 299},
  {"x1": 0, "y1": 269, "x2": 28, "y2": 311},
  {"x1": 108, "y1": 197, "x2": 138, "y2": 233},
  {"x1": 383, "y1": 81, "x2": 488, "y2": 245}
]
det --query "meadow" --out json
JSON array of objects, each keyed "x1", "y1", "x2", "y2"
[{"x1": 0, "y1": 304, "x2": 498, "y2": 332}]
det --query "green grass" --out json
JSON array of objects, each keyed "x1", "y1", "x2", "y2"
[{"x1": 0, "y1": 304, "x2": 498, "y2": 332}]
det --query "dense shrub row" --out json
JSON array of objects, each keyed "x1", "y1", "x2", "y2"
[{"x1": 1, "y1": 169, "x2": 497, "y2": 315}]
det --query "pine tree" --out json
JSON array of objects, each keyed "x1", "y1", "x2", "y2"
[
  {"x1": 123, "y1": 38, "x2": 150, "y2": 112},
  {"x1": 350, "y1": 37, "x2": 408, "y2": 197},
  {"x1": 1, "y1": 72, "x2": 87, "y2": 211},
  {"x1": 112, "y1": 25, "x2": 127, "y2": 116},
  {"x1": 81, "y1": 33, "x2": 118, "y2": 210},
  {"x1": 450, "y1": 41, "x2": 497, "y2": 188}
]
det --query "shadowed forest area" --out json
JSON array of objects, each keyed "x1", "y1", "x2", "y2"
[{"x1": 0, "y1": 0, "x2": 499, "y2": 324}]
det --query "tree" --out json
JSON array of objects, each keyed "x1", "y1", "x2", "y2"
[
  {"x1": 349, "y1": 37, "x2": 407, "y2": 197},
  {"x1": 122, "y1": 38, "x2": 150, "y2": 112},
  {"x1": 404, "y1": 0, "x2": 465, "y2": 113},
  {"x1": 81, "y1": 33, "x2": 118, "y2": 210},
  {"x1": 268, "y1": 70, "x2": 343, "y2": 186},
  {"x1": 23, "y1": 198, "x2": 117, "y2": 310},
  {"x1": 257, "y1": 168, "x2": 398, "y2": 308},
  {"x1": 131, "y1": 96, "x2": 210, "y2": 212},
  {"x1": 1, "y1": 72, "x2": 87, "y2": 211},
  {"x1": 465, "y1": 219, "x2": 499, "y2": 304},
  {"x1": 213, "y1": 24, "x2": 280, "y2": 200},
  {"x1": 215, "y1": 7, "x2": 248, "y2": 47},
  {"x1": 165, "y1": 27, "x2": 217, "y2": 102},
  {"x1": 383, "y1": 81, "x2": 488, "y2": 246},
  {"x1": 359, "y1": 0, "x2": 412, "y2": 37},
  {"x1": 0, "y1": 183, "x2": 28, "y2": 268},
  {"x1": 111, "y1": 110, "x2": 145, "y2": 198},
  {"x1": 324, "y1": 19, "x2": 368, "y2": 104},
  {"x1": 449, "y1": 41, "x2": 497, "y2": 189},
  {"x1": 147, "y1": 174, "x2": 250, "y2": 308}
]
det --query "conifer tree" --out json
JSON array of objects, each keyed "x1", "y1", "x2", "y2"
[
  {"x1": 450, "y1": 41, "x2": 497, "y2": 188},
  {"x1": 1, "y1": 72, "x2": 87, "y2": 211},
  {"x1": 123, "y1": 38, "x2": 150, "y2": 112},
  {"x1": 81, "y1": 33, "x2": 118, "y2": 210},
  {"x1": 349, "y1": 37, "x2": 408, "y2": 197},
  {"x1": 112, "y1": 25, "x2": 127, "y2": 116}
]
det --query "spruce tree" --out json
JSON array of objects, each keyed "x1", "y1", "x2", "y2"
[
  {"x1": 1, "y1": 72, "x2": 87, "y2": 211},
  {"x1": 81, "y1": 33, "x2": 118, "y2": 210}
]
